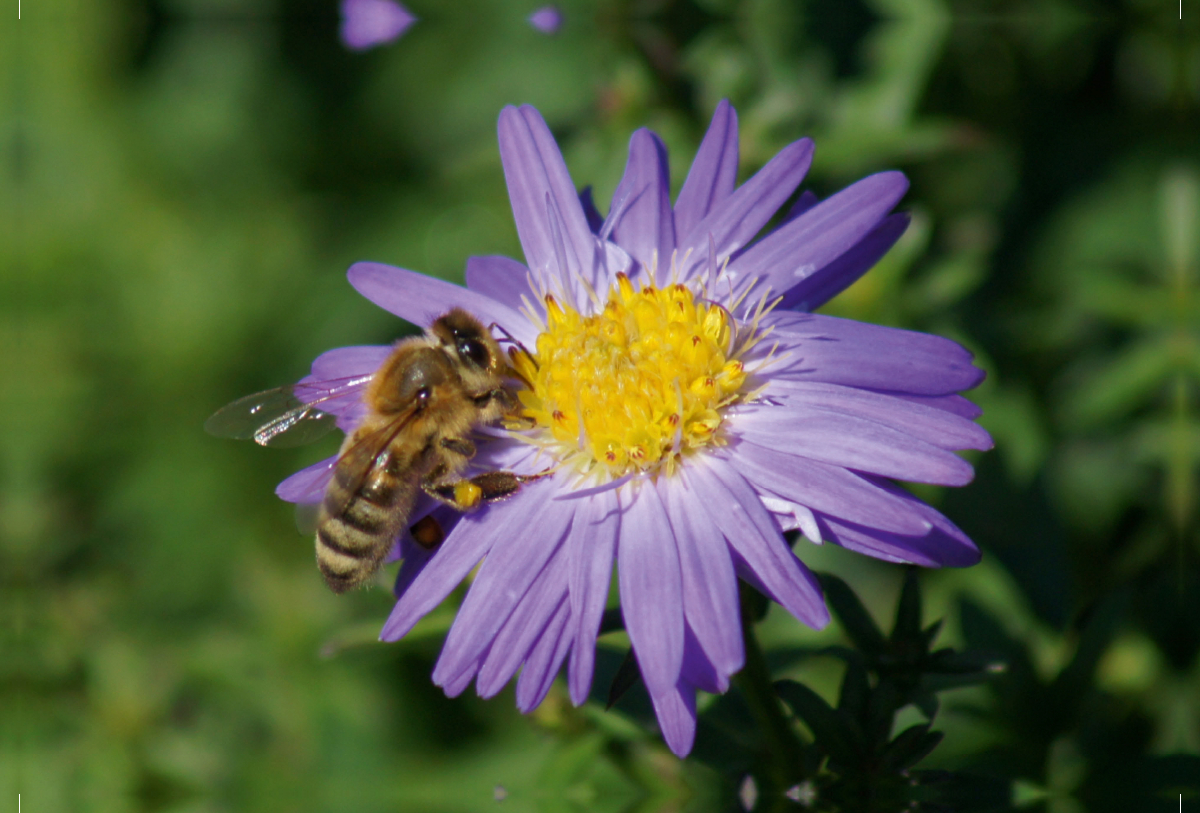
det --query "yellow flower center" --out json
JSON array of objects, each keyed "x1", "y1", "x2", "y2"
[{"x1": 510, "y1": 273, "x2": 763, "y2": 481}]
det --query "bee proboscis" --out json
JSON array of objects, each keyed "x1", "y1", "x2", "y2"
[{"x1": 207, "y1": 308, "x2": 543, "y2": 593}]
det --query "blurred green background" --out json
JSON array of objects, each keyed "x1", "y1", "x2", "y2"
[{"x1": 4, "y1": 0, "x2": 1199, "y2": 810}]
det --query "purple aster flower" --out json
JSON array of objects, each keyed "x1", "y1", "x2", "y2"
[
  {"x1": 528, "y1": 5, "x2": 563, "y2": 34},
  {"x1": 340, "y1": 0, "x2": 416, "y2": 51},
  {"x1": 276, "y1": 102, "x2": 991, "y2": 757}
]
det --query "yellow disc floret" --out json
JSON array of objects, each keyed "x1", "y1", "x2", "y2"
[{"x1": 511, "y1": 273, "x2": 760, "y2": 481}]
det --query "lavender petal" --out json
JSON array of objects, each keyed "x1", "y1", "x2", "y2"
[
  {"x1": 340, "y1": 0, "x2": 415, "y2": 50},
  {"x1": 720, "y1": 443, "x2": 934, "y2": 535},
  {"x1": 650, "y1": 680, "x2": 698, "y2": 758},
  {"x1": 618, "y1": 485, "x2": 685, "y2": 698},
  {"x1": 681, "y1": 625, "x2": 725, "y2": 694},
  {"x1": 658, "y1": 476, "x2": 743, "y2": 682},
  {"x1": 674, "y1": 100, "x2": 738, "y2": 241},
  {"x1": 566, "y1": 495, "x2": 619, "y2": 705},
  {"x1": 464, "y1": 255, "x2": 538, "y2": 318},
  {"x1": 864, "y1": 391, "x2": 984, "y2": 419},
  {"x1": 777, "y1": 213, "x2": 910, "y2": 311},
  {"x1": 677, "y1": 138, "x2": 815, "y2": 283},
  {"x1": 347, "y1": 262, "x2": 534, "y2": 345},
  {"x1": 729, "y1": 172, "x2": 909, "y2": 307},
  {"x1": 432, "y1": 480, "x2": 572, "y2": 685},
  {"x1": 276, "y1": 455, "x2": 337, "y2": 503},
  {"x1": 308, "y1": 345, "x2": 392, "y2": 381},
  {"x1": 515, "y1": 597, "x2": 573, "y2": 712},
  {"x1": 683, "y1": 459, "x2": 829, "y2": 629},
  {"x1": 819, "y1": 513, "x2": 981, "y2": 568},
  {"x1": 380, "y1": 487, "x2": 539, "y2": 641},
  {"x1": 763, "y1": 380, "x2": 993, "y2": 451},
  {"x1": 778, "y1": 190, "x2": 820, "y2": 227},
  {"x1": 603, "y1": 129, "x2": 676, "y2": 276},
  {"x1": 764, "y1": 312, "x2": 985, "y2": 395},
  {"x1": 498, "y1": 105, "x2": 596, "y2": 292},
  {"x1": 477, "y1": 546, "x2": 571, "y2": 698},
  {"x1": 734, "y1": 405, "x2": 976, "y2": 486}
]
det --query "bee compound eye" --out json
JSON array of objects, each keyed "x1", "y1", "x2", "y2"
[{"x1": 456, "y1": 337, "x2": 490, "y2": 368}]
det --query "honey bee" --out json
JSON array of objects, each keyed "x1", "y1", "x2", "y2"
[{"x1": 206, "y1": 308, "x2": 542, "y2": 593}]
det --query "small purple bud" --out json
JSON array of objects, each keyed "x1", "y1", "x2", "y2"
[
  {"x1": 340, "y1": 0, "x2": 416, "y2": 51},
  {"x1": 527, "y1": 5, "x2": 562, "y2": 34}
]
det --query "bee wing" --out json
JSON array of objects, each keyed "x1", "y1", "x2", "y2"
[
  {"x1": 319, "y1": 406, "x2": 424, "y2": 521},
  {"x1": 205, "y1": 374, "x2": 373, "y2": 448}
]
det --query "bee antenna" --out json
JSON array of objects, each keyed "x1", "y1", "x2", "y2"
[{"x1": 489, "y1": 323, "x2": 539, "y2": 371}]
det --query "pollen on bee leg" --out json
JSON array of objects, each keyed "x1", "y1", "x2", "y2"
[{"x1": 453, "y1": 480, "x2": 483, "y2": 509}]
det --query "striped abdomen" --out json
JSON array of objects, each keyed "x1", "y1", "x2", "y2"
[{"x1": 315, "y1": 447, "x2": 418, "y2": 593}]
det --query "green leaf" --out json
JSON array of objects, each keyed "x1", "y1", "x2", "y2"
[
  {"x1": 817, "y1": 572, "x2": 888, "y2": 656},
  {"x1": 598, "y1": 606, "x2": 625, "y2": 636},
  {"x1": 837, "y1": 658, "x2": 872, "y2": 724},
  {"x1": 774, "y1": 679, "x2": 864, "y2": 768},
  {"x1": 890, "y1": 566, "x2": 924, "y2": 646},
  {"x1": 606, "y1": 648, "x2": 642, "y2": 710},
  {"x1": 1058, "y1": 335, "x2": 1178, "y2": 428},
  {"x1": 880, "y1": 723, "x2": 944, "y2": 772}
]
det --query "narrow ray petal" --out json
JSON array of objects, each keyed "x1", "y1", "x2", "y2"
[
  {"x1": 650, "y1": 680, "x2": 698, "y2": 758},
  {"x1": 618, "y1": 485, "x2": 685, "y2": 698},
  {"x1": 676, "y1": 139, "x2": 814, "y2": 282},
  {"x1": 684, "y1": 460, "x2": 828, "y2": 629},
  {"x1": 779, "y1": 190, "x2": 819, "y2": 227},
  {"x1": 735, "y1": 406, "x2": 976, "y2": 486},
  {"x1": 777, "y1": 212, "x2": 910, "y2": 311},
  {"x1": 308, "y1": 345, "x2": 392, "y2": 381},
  {"x1": 464, "y1": 255, "x2": 538, "y2": 317},
  {"x1": 681, "y1": 626, "x2": 725, "y2": 694},
  {"x1": 477, "y1": 547, "x2": 571, "y2": 698},
  {"x1": 516, "y1": 598, "x2": 573, "y2": 712},
  {"x1": 567, "y1": 495, "x2": 619, "y2": 705},
  {"x1": 432, "y1": 480, "x2": 571, "y2": 684},
  {"x1": 720, "y1": 443, "x2": 933, "y2": 535},
  {"x1": 728, "y1": 172, "x2": 908, "y2": 308},
  {"x1": 763, "y1": 380, "x2": 993, "y2": 451},
  {"x1": 764, "y1": 312, "x2": 985, "y2": 395},
  {"x1": 276, "y1": 455, "x2": 337, "y2": 503},
  {"x1": 658, "y1": 477, "x2": 743, "y2": 680},
  {"x1": 819, "y1": 512, "x2": 981, "y2": 568},
  {"x1": 434, "y1": 484, "x2": 568, "y2": 685},
  {"x1": 390, "y1": 534, "x2": 436, "y2": 587},
  {"x1": 827, "y1": 476, "x2": 982, "y2": 567},
  {"x1": 440, "y1": 645, "x2": 490, "y2": 698},
  {"x1": 864, "y1": 390, "x2": 984, "y2": 419},
  {"x1": 347, "y1": 262, "x2": 534, "y2": 344},
  {"x1": 674, "y1": 99, "x2": 739, "y2": 243},
  {"x1": 498, "y1": 105, "x2": 596, "y2": 290},
  {"x1": 380, "y1": 490, "x2": 534, "y2": 641},
  {"x1": 604, "y1": 129, "x2": 675, "y2": 274}
]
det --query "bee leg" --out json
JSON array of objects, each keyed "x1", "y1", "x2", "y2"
[
  {"x1": 439, "y1": 436, "x2": 476, "y2": 458},
  {"x1": 501, "y1": 412, "x2": 537, "y2": 430},
  {"x1": 421, "y1": 470, "x2": 543, "y2": 511},
  {"x1": 409, "y1": 514, "x2": 445, "y2": 550}
]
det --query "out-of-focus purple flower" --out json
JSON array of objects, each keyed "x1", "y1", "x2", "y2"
[
  {"x1": 277, "y1": 102, "x2": 992, "y2": 757},
  {"x1": 340, "y1": 0, "x2": 416, "y2": 51},
  {"x1": 527, "y1": 5, "x2": 562, "y2": 34}
]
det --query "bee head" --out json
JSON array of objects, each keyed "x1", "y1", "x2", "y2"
[{"x1": 432, "y1": 308, "x2": 503, "y2": 373}]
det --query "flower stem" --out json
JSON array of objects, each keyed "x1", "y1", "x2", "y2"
[{"x1": 734, "y1": 586, "x2": 806, "y2": 804}]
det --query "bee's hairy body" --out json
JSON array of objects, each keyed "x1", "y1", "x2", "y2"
[{"x1": 315, "y1": 309, "x2": 532, "y2": 594}]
